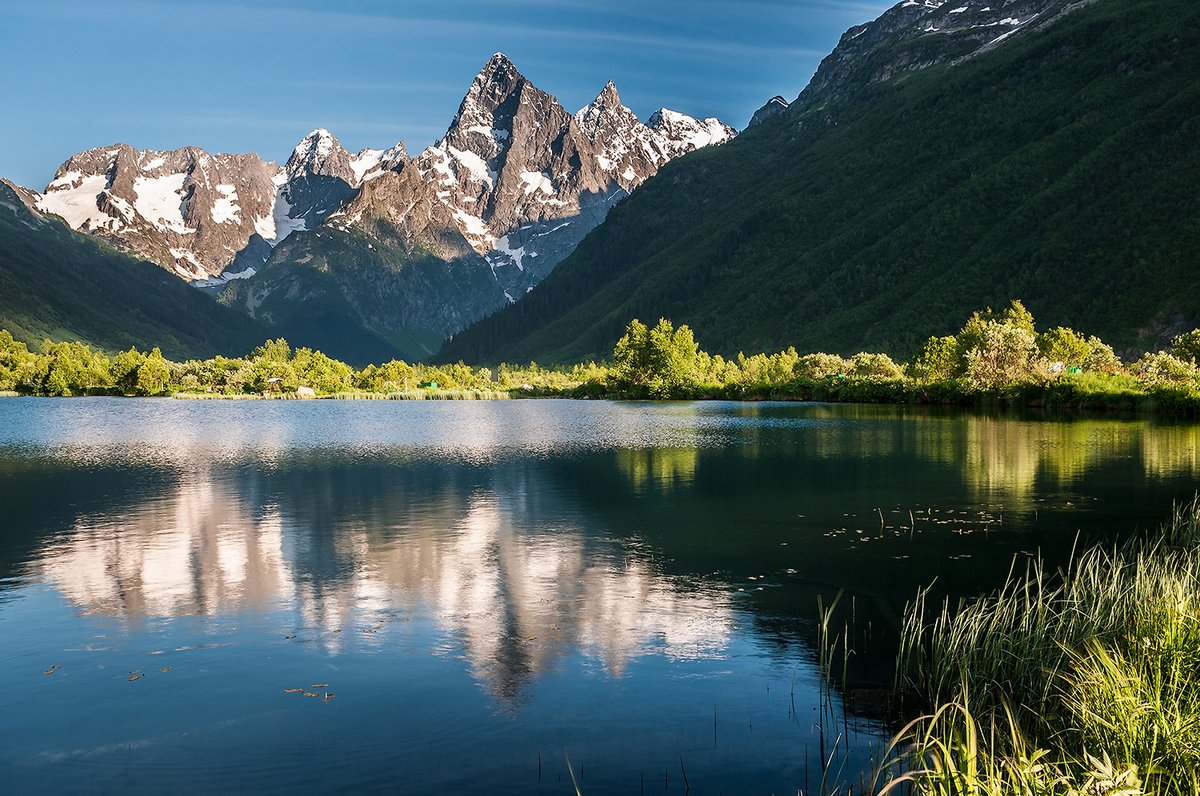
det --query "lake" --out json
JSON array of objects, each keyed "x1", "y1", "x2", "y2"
[{"x1": 2, "y1": 398, "x2": 1198, "y2": 794}]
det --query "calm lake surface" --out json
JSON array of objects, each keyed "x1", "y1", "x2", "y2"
[{"x1": 2, "y1": 398, "x2": 1199, "y2": 794}]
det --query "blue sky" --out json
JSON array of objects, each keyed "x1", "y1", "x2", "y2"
[{"x1": 1, "y1": 0, "x2": 892, "y2": 189}]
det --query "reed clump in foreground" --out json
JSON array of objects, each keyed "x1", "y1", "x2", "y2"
[{"x1": 877, "y1": 500, "x2": 1200, "y2": 794}]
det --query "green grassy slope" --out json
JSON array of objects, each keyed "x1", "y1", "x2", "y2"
[
  {"x1": 0, "y1": 188, "x2": 268, "y2": 360},
  {"x1": 439, "y1": 0, "x2": 1200, "y2": 364}
]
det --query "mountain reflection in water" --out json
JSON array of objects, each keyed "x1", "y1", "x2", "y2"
[
  {"x1": 37, "y1": 461, "x2": 733, "y2": 700},
  {"x1": 3, "y1": 399, "x2": 1200, "y2": 794}
]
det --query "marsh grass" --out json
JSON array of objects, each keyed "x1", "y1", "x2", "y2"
[
  {"x1": 172, "y1": 391, "x2": 268, "y2": 400},
  {"x1": 383, "y1": 389, "x2": 512, "y2": 400},
  {"x1": 329, "y1": 390, "x2": 513, "y2": 400},
  {"x1": 879, "y1": 500, "x2": 1200, "y2": 794}
]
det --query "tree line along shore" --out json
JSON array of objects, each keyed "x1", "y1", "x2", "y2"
[{"x1": 4, "y1": 301, "x2": 1200, "y2": 413}]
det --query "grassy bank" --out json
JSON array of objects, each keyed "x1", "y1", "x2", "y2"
[
  {"x1": 8, "y1": 301, "x2": 1200, "y2": 415},
  {"x1": 876, "y1": 500, "x2": 1200, "y2": 794},
  {"x1": 172, "y1": 389, "x2": 514, "y2": 400},
  {"x1": 334, "y1": 389, "x2": 512, "y2": 400}
]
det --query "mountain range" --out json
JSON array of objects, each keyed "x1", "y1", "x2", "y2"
[
  {"x1": 3, "y1": 0, "x2": 1196, "y2": 367},
  {"x1": 21, "y1": 54, "x2": 733, "y2": 361},
  {"x1": 441, "y1": 0, "x2": 1200, "y2": 363},
  {"x1": 0, "y1": 178, "x2": 266, "y2": 360}
]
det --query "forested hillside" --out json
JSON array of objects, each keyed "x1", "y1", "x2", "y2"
[
  {"x1": 440, "y1": 0, "x2": 1200, "y2": 364},
  {"x1": 0, "y1": 181, "x2": 267, "y2": 360}
]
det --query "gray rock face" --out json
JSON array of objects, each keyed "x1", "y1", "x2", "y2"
[
  {"x1": 37, "y1": 144, "x2": 281, "y2": 280},
  {"x1": 393, "y1": 54, "x2": 737, "y2": 300},
  {"x1": 747, "y1": 96, "x2": 790, "y2": 128},
  {"x1": 0, "y1": 178, "x2": 45, "y2": 227},
  {"x1": 794, "y1": 0, "x2": 1090, "y2": 112},
  {"x1": 329, "y1": 163, "x2": 480, "y2": 262},
  {"x1": 37, "y1": 51, "x2": 735, "y2": 357}
]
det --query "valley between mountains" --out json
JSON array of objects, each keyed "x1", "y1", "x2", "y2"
[
  {"x1": 15, "y1": 53, "x2": 733, "y2": 361},
  {"x1": 2, "y1": 0, "x2": 1196, "y2": 366}
]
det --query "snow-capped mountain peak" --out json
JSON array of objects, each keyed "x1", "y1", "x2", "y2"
[
  {"x1": 285, "y1": 128, "x2": 353, "y2": 181},
  {"x1": 574, "y1": 80, "x2": 641, "y2": 142},
  {"x1": 35, "y1": 51, "x2": 736, "y2": 302},
  {"x1": 36, "y1": 143, "x2": 281, "y2": 281},
  {"x1": 646, "y1": 109, "x2": 737, "y2": 155}
]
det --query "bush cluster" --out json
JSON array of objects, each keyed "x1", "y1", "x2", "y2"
[{"x1": 4, "y1": 300, "x2": 1200, "y2": 410}]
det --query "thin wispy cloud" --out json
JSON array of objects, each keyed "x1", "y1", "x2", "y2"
[{"x1": 1, "y1": 0, "x2": 890, "y2": 187}]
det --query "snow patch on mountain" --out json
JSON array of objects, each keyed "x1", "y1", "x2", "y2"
[
  {"x1": 169, "y1": 247, "x2": 206, "y2": 278},
  {"x1": 267, "y1": 187, "x2": 308, "y2": 245},
  {"x1": 446, "y1": 146, "x2": 495, "y2": 188},
  {"x1": 647, "y1": 109, "x2": 737, "y2": 155},
  {"x1": 520, "y1": 171, "x2": 555, "y2": 196},
  {"x1": 133, "y1": 174, "x2": 195, "y2": 234},
  {"x1": 350, "y1": 149, "x2": 385, "y2": 183},
  {"x1": 37, "y1": 173, "x2": 114, "y2": 230},
  {"x1": 493, "y1": 233, "x2": 526, "y2": 272},
  {"x1": 453, "y1": 208, "x2": 494, "y2": 246},
  {"x1": 211, "y1": 184, "x2": 241, "y2": 224}
]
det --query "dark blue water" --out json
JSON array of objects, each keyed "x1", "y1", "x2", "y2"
[{"x1": 1, "y1": 398, "x2": 1197, "y2": 794}]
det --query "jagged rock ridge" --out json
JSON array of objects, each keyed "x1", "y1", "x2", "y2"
[
  {"x1": 749, "y1": 0, "x2": 1097, "y2": 125},
  {"x1": 31, "y1": 130, "x2": 407, "y2": 288},
  {"x1": 35, "y1": 55, "x2": 733, "y2": 305},
  {"x1": 216, "y1": 54, "x2": 735, "y2": 359},
  {"x1": 342, "y1": 54, "x2": 738, "y2": 301}
]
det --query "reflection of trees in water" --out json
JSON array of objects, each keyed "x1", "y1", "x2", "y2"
[
  {"x1": 753, "y1": 412, "x2": 1200, "y2": 506},
  {"x1": 1140, "y1": 424, "x2": 1200, "y2": 479},
  {"x1": 614, "y1": 448, "x2": 699, "y2": 493},
  {"x1": 37, "y1": 461, "x2": 732, "y2": 702},
  {"x1": 946, "y1": 418, "x2": 1200, "y2": 500}
]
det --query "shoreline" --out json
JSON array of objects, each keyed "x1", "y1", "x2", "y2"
[{"x1": 1, "y1": 386, "x2": 1195, "y2": 418}]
